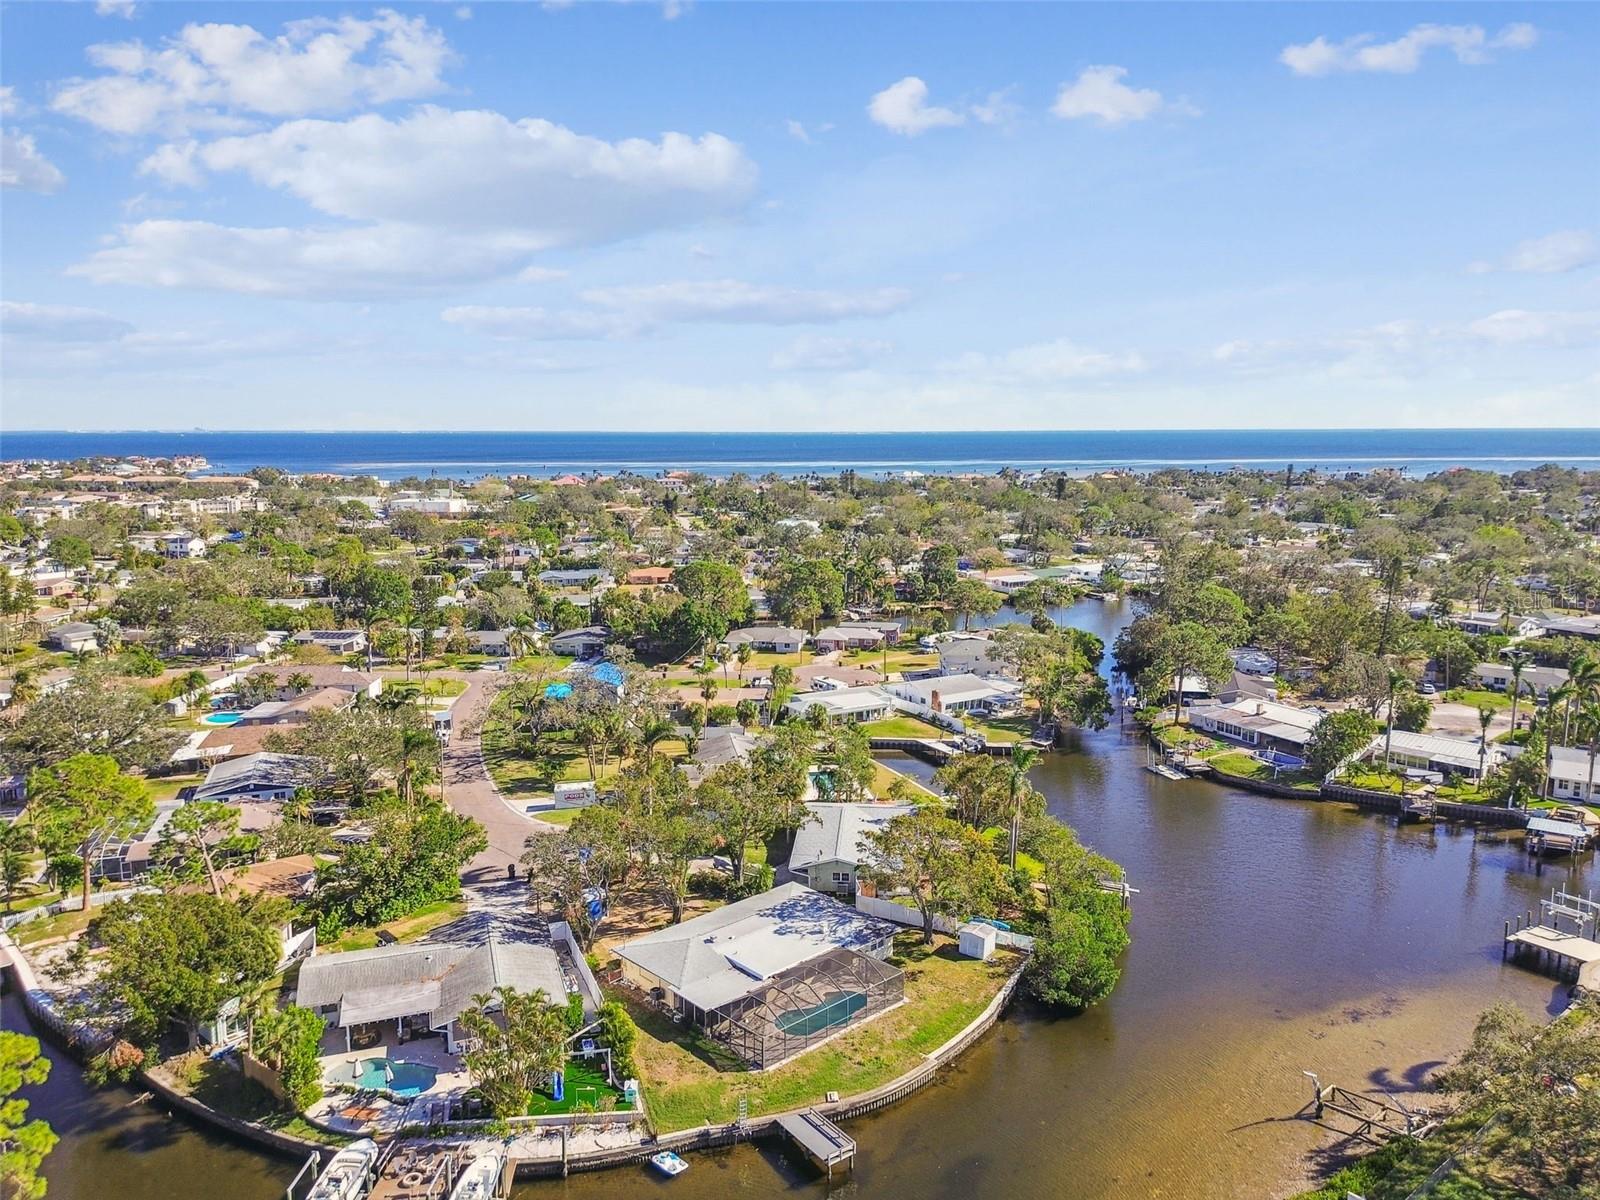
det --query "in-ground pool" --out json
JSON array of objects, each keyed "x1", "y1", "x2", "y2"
[
  {"x1": 544, "y1": 682, "x2": 574, "y2": 699},
  {"x1": 199, "y1": 711, "x2": 243, "y2": 726},
  {"x1": 351, "y1": 1057, "x2": 439, "y2": 1097},
  {"x1": 774, "y1": 991, "x2": 867, "y2": 1036}
]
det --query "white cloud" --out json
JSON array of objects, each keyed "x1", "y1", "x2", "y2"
[
  {"x1": 941, "y1": 338, "x2": 1147, "y2": 381},
  {"x1": 1051, "y1": 66, "x2": 1188, "y2": 126},
  {"x1": 53, "y1": 9, "x2": 454, "y2": 135},
  {"x1": 141, "y1": 106, "x2": 756, "y2": 245},
  {"x1": 786, "y1": 118, "x2": 811, "y2": 144},
  {"x1": 515, "y1": 265, "x2": 570, "y2": 283},
  {"x1": 0, "y1": 86, "x2": 17, "y2": 117},
  {"x1": 868, "y1": 77, "x2": 965, "y2": 136},
  {"x1": 441, "y1": 305, "x2": 641, "y2": 340},
  {"x1": 454, "y1": 6, "x2": 473, "y2": 19},
  {"x1": 1, "y1": 301, "x2": 134, "y2": 341},
  {"x1": 1, "y1": 130, "x2": 67, "y2": 193},
  {"x1": 95, "y1": 0, "x2": 139, "y2": 18},
  {"x1": 580, "y1": 279, "x2": 912, "y2": 324},
  {"x1": 971, "y1": 88, "x2": 1021, "y2": 127},
  {"x1": 69, "y1": 220, "x2": 550, "y2": 298},
  {"x1": 1497, "y1": 230, "x2": 1598, "y2": 274},
  {"x1": 1465, "y1": 310, "x2": 1600, "y2": 348},
  {"x1": 771, "y1": 335, "x2": 892, "y2": 371},
  {"x1": 1280, "y1": 23, "x2": 1537, "y2": 77},
  {"x1": 442, "y1": 280, "x2": 911, "y2": 342}
]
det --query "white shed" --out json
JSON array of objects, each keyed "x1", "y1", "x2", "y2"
[{"x1": 958, "y1": 922, "x2": 997, "y2": 961}]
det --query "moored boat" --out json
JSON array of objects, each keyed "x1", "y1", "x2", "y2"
[
  {"x1": 449, "y1": 1149, "x2": 505, "y2": 1200},
  {"x1": 649, "y1": 1150, "x2": 689, "y2": 1177},
  {"x1": 307, "y1": 1139, "x2": 379, "y2": 1200}
]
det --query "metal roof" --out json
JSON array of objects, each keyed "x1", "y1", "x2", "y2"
[{"x1": 787, "y1": 802, "x2": 916, "y2": 871}]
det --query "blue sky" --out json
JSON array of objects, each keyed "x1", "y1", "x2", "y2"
[{"x1": 1, "y1": 1, "x2": 1595, "y2": 431}]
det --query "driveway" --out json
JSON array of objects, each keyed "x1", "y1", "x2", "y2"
[{"x1": 428, "y1": 669, "x2": 559, "y2": 892}]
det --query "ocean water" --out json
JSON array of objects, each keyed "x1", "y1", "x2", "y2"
[{"x1": 2, "y1": 428, "x2": 1597, "y2": 481}]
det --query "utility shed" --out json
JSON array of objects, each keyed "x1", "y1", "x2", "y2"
[{"x1": 958, "y1": 922, "x2": 997, "y2": 961}]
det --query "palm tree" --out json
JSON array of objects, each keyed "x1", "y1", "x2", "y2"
[
  {"x1": 1005, "y1": 746, "x2": 1040, "y2": 871},
  {"x1": 1580, "y1": 699, "x2": 1600, "y2": 808},
  {"x1": 396, "y1": 727, "x2": 438, "y2": 810},
  {"x1": 736, "y1": 642, "x2": 752, "y2": 682},
  {"x1": 1548, "y1": 680, "x2": 1579, "y2": 748},
  {"x1": 1501, "y1": 647, "x2": 1534, "y2": 736},
  {"x1": 1381, "y1": 667, "x2": 1407, "y2": 769},
  {"x1": 1477, "y1": 705, "x2": 1495, "y2": 781},
  {"x1": 6, "y1": 666, "x2": 40, "y2": 707},
  {"x1": 698, "y1": 669, "x2": 718, "y2": 723},
  {"x1": 637, "y1": 716, "x2": 677, "y2": 759}
]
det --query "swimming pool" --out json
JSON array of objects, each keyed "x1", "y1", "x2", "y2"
[
  {"x1": 774, "y1": 991, "x2": 867, "y2": 1037},
  {"x1": 544, "y1": 682, "x2": 573, "y2": 699},
  {"x1": 351, "y1": 1058, "x2": 439, "y2": 1097},
  {"x1": 200, "y1": 712, "x2": 243, "y2": 726}
]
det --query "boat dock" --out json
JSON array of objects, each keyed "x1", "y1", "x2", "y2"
[
  {"x1": 1503, "y1": 888, "x2": 1600, "y2": 995},
  {"x1": 774, "y1": 1109, "x2": 855, "y2": 1179}
]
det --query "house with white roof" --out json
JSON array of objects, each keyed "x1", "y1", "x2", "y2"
[
  {"x1": 1363, "y1": 729, "x2": 1502, "y2": 781},
  {"x1": 614, "y1": 883, "x2": 903, "y2": 1067},
  {"x1": 784, "y1": 685, "x2": 896, "y2": 724},
  {"x1": 1188, "y1": 698, "x2": 1321, "y2": 758},
  {"x1": 887, "y1": 673, "x2": 1022, "y2": 717},
  {"x1": 1548, "y1": 745, "x2": 1600, "y2": 804}
]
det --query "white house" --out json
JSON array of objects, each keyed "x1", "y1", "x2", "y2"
[
  {"x1": 887, "y1": 673, "x2": 1021, "y2": 717},
  {"x1": 785, "y1": 685, "x2": 896, "y2": 724},
  {"x1": 1189, "y1": 698, "x2": 1321, "y2": 758},
  {"x1": 725, "y1": 626, "x2": 806, "y2": 654},
  {"x1": 786, "y1": 802, "x2": 916, "y2": 895},
  {"x1": 1472, "y1": 662, "x2": 1568, "y2": 700},
  {"x1": 1549, "y1": 745, "x2": 1600, "y2": 804},
  {"x1": 194, "y1": 752, "x2": 321, "y2": 803},
  {"x1": 936, "y1": 635, "x2": 1014, "y2": 680}
]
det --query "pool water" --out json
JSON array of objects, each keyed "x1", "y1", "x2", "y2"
[
  {"x1": 775, "y1": 991, "x2": 867, "y2": 1036},
  {"x1": 352, "y1": 1058, "x2": 439, "y2": 1097},
  {"x1": 200, "y1": 712, "x2": 243, "y2": 726}
]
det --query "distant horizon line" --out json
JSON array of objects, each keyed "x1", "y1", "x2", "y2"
[{"x1": 6, "y1": 426, "x2": 1599, "y2": 436}]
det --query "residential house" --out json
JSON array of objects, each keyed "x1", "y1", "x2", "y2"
[
  {"x1": 234, "y1": 687, "x2": 354, "y2": 726},
  {"x1": 1188, "y1": 698, "x2": 1321, "y2": 760},
  {"x1": 240, "y1": 664, "x2": 382, "y2": 701},
  {"x1": 1548, "y1": 745, "x2": 1600, "y2": 804},
  {"x1": 194, "y1": 752, "x2": 320, "y2": 803},
  {"x1": 297, "y1": 936, "x2": 569, "y2": 1054},
  {"x1": 45, "y1": 621, "x2": 99, "y2": 654},
  {"x1": 887, "y1": 673, "x2": 1022, "y2": 717},
  {"x1": 614, "y1": 883, "x2": 901, "y2": 1068},
  {"x1": 1366, "y1": 730, "x2": 1502, "y2": 781},
  {"x1": 538, "y1": 568, "x2": 613, "y2": 589},
  {"x1": 1472, "y1": 662, "x2": 1569, "y2": 700},
  {"x1": 785, "y1": 802, "x2": 916, "y2": 895},
  {"x1": 625, "y1": 566, "x2": 675, "y2": 587},
  {"x1": 725, "y1": 626, "x2": 806, "y2": 654},
  {"x1": 813, "y1": 625, "x2": 885, "y2": 653},
  {"x1": 291, "y1": 629, "x2": 367, "y2": 655},
  {"x1": 548, "y1": 625, "x2": 611, "y2": 658},
  {"x1": 838, "y1": 620, "x2": 902, "y2": 645},
  {"x1": 1447, "y1": 611, "x2": 1543, "y2": 638},
  {"x1": 936, "y1": 635, "x2": 1014, "y2": 680},
  {"x1": 784, "y1": 685, "x2": 895, "y2": 724}
]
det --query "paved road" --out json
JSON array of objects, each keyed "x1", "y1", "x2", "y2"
[{"x1": 428, "y1": 670, "x2": 550, "y2": 888}]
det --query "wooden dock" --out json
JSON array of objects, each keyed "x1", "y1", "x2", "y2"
[
  {"x1": 775, "y1": 1109, "x2": 855, "y2": 1179},
  {"x1": 1504, "y1": 888, "x2": 1600, "y2": 994},
  {"x1": 1505, "y1": 925, "x2": 1600, "y2": 978}
]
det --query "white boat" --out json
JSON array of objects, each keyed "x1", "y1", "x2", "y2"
[
  {"x1": 307, "y1": 1139, "x2": 378, "y2": 1200},
  {"x1": 649, "y1": 1150, "x2": 689, "y2": 1177},
  {"x1": 449, "y1": 1149, "x2": 505, "y2": 1200}
]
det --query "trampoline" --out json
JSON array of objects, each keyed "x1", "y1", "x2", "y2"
[{"x1": 774, "y1": 991, "x2": 867, "y2": 1036}]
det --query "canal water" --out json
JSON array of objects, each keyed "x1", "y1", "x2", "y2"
[{"x1": 5, "y1": 599, "x2": 1587, "y2": 1199}]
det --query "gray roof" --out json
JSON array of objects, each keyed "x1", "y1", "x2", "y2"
[
  {"x1": 615, "y1": 882, "x2": 895, "y2": 1011},
  {"x1": 195, "y1": 752, "x2": 320, "y2": 800},
  {"x1": 296, "y1": 937, "x2": 567, "y2": 1028},
  {"x1": 788, "y1": 802, "x2": 917, "y2": 871},
  {"x1": 685, "y1": 726, "x2": 759, "y2": 782}
]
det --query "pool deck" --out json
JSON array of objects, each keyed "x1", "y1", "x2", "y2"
[{"x1": 311, "y1": 1032, "x2": 472, "y2": 1134}]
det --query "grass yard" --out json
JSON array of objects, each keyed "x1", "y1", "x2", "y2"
[
  {"x1": 628, "y1": 933, "x2": 1019, "y2": 1133},
  {"x1": 328, "y1": 898, "x2": 468, "y2": 952},
  {"x1": 840, "y1": 648, "x2": 941, "y2": 675},
  {"x1": 510, "y1": 654, "x2": 576, "y2": 675},
  {"x1": 967, "y1": 714, "x2": 1032, "y2": 743},
  {"x1": 160, "y1": 1054, "x2": 350, "y2": 1145},
  {"x1": 12, "y1": 906, "x2": 94, "y2": 946},
  {"x1": 869, "y1": 760, "x2": 938, "y2": 801},
  {"x1": 143, "y1": 773, "x2": 203, "y2": 803},
  {"x1": 525, "y1": 1058, "x2": 632, "y2": 1116},
  {"x1": 529, "y1": 806, "x2": 583, "y2": 826},
  {"x1": 861, "y1": 715, "x2": 947, "y2": 740},
  {"x1": 1442, "y1": 688, "x2": 1513, "y2": 711},
  {"x1": 1206, "y1": 750, "x2": 1273, "y2": 779}
]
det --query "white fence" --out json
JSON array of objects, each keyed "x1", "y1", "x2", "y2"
[
  {"x1": 853, "y1": 893, "x2": 1034, "y2": 950},
  {"x1": 549, "y1": 920, "x2": 605, "y2": 1015}
]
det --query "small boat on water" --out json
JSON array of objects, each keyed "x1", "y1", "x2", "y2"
[
  {"x1": 1145, "y1": 762, "x2": 1187, "y2": 781},
  {"x1": 449, "y1": 1149, "x2": 505, "y2": 1200},
  {"x1": 308, "y1": 1139, "x2": 379, "y2": 1200},
  {"x1": 649, "y1": 1150, "x2": 689, "y2": 1177}
]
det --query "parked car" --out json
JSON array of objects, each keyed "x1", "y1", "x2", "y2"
[{"x1": 1418, "y1": 682, "x2": 1437, "y2": 695}]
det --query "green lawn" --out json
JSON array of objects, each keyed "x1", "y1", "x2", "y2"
[
  {"x1": 628, "y1": 933, "x2": 1018, "y2": 1132},
  {"x1": 966, "y1": 714, "x2": 1032, "y2": 743},
  {"x1": 861, "y1": 715, "x2": 947, "y2": 739},
  {"x1": 160, "y1": 1054, "x2": 350, "y2": 1145},
  {"x1": 12, "y1": 907, "x2": 94, "y2": 946},
  {"x1": 840, "y1": 648, "x2": 941, "y2": 675},
  {"x1": 510, "y1": 654, "x2": 576, "y2": 675},
  {"x1": 869, "y1": 760, "x2": 939, "y2": 801},
  {"x1": 143, "y1": 773, "x2": 203, "y2": 803},
  {"x1": 1207, "y1": 750, "x2": 1273, "y2": 779},
  {"x1": 1442, "y1": 688, "x2": 1512, "y2": 710},
  {"x1": 525, "y1": 1058, "x2": 631, "y2": 1116},
  {"x1": 528, "y1": 806, "x2": 583, "y2": 826},
  {"x1": 328, "y1": 898, "x2": 468, "y2": 951}
]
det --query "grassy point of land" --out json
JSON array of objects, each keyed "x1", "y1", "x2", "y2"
[
  {"x1": 626, "y1": 933, "x2": 1018, "y2": 1132},
  {"x1": 159, "y1": 1054, "x2": 351, "y2": 1146},
  {"x1": 860, "y1": 715, "x2": 947, "y2": 740}
]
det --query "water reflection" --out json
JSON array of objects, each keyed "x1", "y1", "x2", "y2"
[{"x1": 9, "y1": 599, "x2": 1585, "y2": 1200}]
